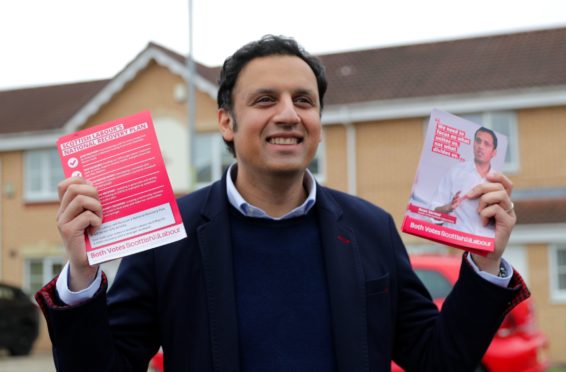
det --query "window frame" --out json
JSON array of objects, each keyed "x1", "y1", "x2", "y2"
[
  {"x1": 153, "y1": 115, "x2": 190, "y2": 193},
  {"x1": 194, "y1": 132, "x2": 233, "y2": 189},
  {"x1": 309, "y1": 132, "x2": 326, "y2": 184},
  {"x1": 549, "y1": 244, "x2": 566, "y2": 303},
  {"x1": 24, "y1": 256, "x2": 65, "y2": 295},
  {"x1": 24, "y1": 148, "x2": 64, "y2": 203}
]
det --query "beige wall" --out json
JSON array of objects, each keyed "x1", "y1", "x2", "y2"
[
  {"x1": 0, "y1": 152, "x2": 62, "y2": 286},
  {"x1": 512, "y1": 107, "x2": 566, "y2": 188},
  {"x1": 83, "y1": 61, "x2": 218, "y2": 133},
  {"x1": 355, "y1": 118, "x2": 424, "y2": 227},
  {"x1": 323, "y1": 125, "x2": 348, "y2": 193}
]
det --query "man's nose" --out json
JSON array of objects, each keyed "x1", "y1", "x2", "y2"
[{"x1": 273, "y1": 97, "x2": 300, "y2": 125}]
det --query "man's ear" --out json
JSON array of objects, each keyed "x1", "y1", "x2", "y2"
[
  {"x1": 491, "y1": 149, "x2": 497, "y2": 160},
  {"x1": 218, "y1": 108, "x2": 234, "y2": 142}
]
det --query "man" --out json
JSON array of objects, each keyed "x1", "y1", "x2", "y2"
[
  {"x1": 36, "y1": 36, "x2": 527, "y2": 372},
  {"x1": 432, "y1": 127, "x2": 501, "y2": 235}
]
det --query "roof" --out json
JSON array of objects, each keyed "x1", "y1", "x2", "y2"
[
  {"x1": 320, "y1": 26, "x2": 566, "y2": 105},
  {"x1": 2, "y1": 26, "x2": 566, "y2": 136},
  {"x1": 0, "y1": 80, "x2": 109, "y2": 134},
  {"x1": 146, "y1": 42, "x2": 220, "y2": 85},
  {"x1": 515, "y1": 198, "x2": 566, "y2": 225}
]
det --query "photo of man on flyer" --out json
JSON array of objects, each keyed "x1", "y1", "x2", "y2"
[{"x1": 430, "y1": 127, "x2": 501, "y2": 236}]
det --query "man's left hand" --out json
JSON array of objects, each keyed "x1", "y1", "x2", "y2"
[{"x1": 466, "y1": 172, "x2": 516, "y2": 275}]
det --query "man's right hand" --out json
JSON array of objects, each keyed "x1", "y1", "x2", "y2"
[
  {"x1": 56, "y1": 177, "x2": 103, "y2": 291},
  {"x1": 435, "y1": 191, "x2": 464, "y2": 214},
  {"x1": 449, "y1": 191, "x2": 465, "y2": 211}
]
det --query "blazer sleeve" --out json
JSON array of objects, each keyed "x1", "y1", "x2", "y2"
[
  {"x1": 35, "y1": 250, "x2": 160, "y2": 372},
  {"x1": 388, "y1": 215, "x2": 529, "y2": 372}
]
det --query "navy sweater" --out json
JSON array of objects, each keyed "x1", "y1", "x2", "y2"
[{"x1": 230, "y1": 207, "x2": 336, "y2": 372}]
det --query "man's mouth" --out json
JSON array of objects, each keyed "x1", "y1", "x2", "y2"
[{"x1": 267, "y1": 137, "x2": 302, "y2": 145}]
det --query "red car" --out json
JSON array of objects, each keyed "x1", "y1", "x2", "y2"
[
  {"x1": 150, "y1": 254, "x2": 549, "y2": 372},
  {"x1": 149, "y1": 347, "x2": 163, "y2": 372},
  {"x1": 392, "y1": 254, "x2": 549, "y2": 372}
]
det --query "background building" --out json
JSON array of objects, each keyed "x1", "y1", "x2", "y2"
[{"x1": 1, "y1": 27, "x2": 565, "y2": 362}]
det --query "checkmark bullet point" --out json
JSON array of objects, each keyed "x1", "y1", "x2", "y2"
[{"x1": 68, "y1": 157, "x2": 79, "y2": 168}]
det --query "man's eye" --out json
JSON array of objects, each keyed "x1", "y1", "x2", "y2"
[
  {"x1": 255, "y1": 96, "x2": 274, "y2": 104},
  {"x1": 295, "y1": 96, "x2": 314, "y2": 105}
]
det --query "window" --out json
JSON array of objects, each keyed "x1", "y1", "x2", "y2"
[
  {"x1": 24, "y1": 148, "x2": 65, "y2": 202},
  {"x1": 194, "y1": 132, "x2": 233, "y2": 187},
  {"x1": 154, "y1": 116, "x2": 190, "y2": 193},
  {"x1": 460, "y1": 111, "x2": 520, "y2": 172},
  {"x1": 24, "y1": 257, "x2": 65, "y2": 295},
  {"x1": 502, "y1": 245, "x2": 529, "y2": 285},
  {"x1": 550, "y1": 245, "x2": 566, "y2": 303},
  {"x1": 308, "y1": 139, "x2": 325, "y2": 184}
]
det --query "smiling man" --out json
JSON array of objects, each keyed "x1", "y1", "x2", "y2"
[
  {"x1": 36, "y1": 36, "x2": 529, "y2": 372},
  {"x1": 218, "y1": 54, "x2": 322, "y2": 218}
]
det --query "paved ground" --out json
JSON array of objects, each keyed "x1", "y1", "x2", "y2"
[
  {"x1": 0, "y1": 351, "x2": 55, "y2": 372},
  {"x1": 0, "y1": 351, "x2": 158, "y2": 371}
]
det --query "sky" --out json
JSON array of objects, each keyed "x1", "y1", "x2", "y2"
[{"x1": 1, "y1": 0, "x2": 566, "y2": 90}]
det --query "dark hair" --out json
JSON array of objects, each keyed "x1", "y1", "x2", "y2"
[
  {"x1": 217, "y1": 35, "x2": 327, "y2": 156},
  {"x1": 474, "y1": 127, "x2": 498, "y2": 149}
]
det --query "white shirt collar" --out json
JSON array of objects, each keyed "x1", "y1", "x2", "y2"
[{"x1": 225, "y1": 163, "x2": 317, "y2": 220}]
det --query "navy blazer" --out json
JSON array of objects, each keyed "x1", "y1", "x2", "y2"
[{"x1": 37, "y1": 176, "x2": 527, "y2": 372}]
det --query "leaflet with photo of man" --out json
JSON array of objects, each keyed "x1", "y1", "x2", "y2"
[
  {"x1": 402, "y1": 109, "x2": 508, "y2": 254},
  {"x1": 57, "y1": 110, "x2": 187, "y2": 264}
]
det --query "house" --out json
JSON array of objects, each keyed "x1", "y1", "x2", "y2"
[{"x1": 1, "y1": 27, "x2": 565, "y2": 362}]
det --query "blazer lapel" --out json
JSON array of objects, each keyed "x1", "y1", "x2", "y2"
[
  {"x1": 316, "y1": 187, "x2": 369, "y2": 372},
  {"x1": 197, "y1": 180, "x2": 240, "y2": 372}
]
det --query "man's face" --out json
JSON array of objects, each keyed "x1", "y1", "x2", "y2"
[
  {"x1": 218, "y1": 55, "x2": 321, "y2": 178},
  {"x1": 473, "y1": 131, "x2": 497, "y2": 165}
]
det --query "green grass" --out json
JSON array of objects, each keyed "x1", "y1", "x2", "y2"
[{"x1": 548, "y1": 367, "x2": 566, "y2": 372}]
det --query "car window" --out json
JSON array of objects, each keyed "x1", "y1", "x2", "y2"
[{"x1": 414, "y1": 269, "x2": 453, "y2": 299}]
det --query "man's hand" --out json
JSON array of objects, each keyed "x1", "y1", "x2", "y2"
[
  {"x1": 466, "y1": 172, "x2": 516, "y2": 275},
  {"x1": 56, "y1": 177, "x2": 103, "y2": 291}
]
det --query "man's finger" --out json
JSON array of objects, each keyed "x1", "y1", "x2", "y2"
[
  {"x1": 58, "y1": 194, "x2": 103, "y2": 226},
  {"x1": 466, "y1": 181, "x2": 505, "y2": 200},
  {"x1": 486, "y1": 172, "x2": 513, "y2": 196},
  {"x1": 59, "y1": 210, "x2": 103, "y2": 239},
  {"x1": 57, "y1": 177, "x2": 88, "y2": 200},
  {"x1": 476, "y1": 189, "x2": 511, "y2": 213},
  {"x1": 58, "y1": 182, "x2": 101, "y2": 220}
]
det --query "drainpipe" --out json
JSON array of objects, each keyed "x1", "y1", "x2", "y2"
[{"x1": 339, "y1": 106, "x2": 357, "y2": 196}]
